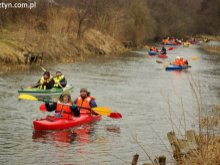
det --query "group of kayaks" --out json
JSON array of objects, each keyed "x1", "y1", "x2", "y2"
[
  {"x1": 148, "y1": 46, "x2": 191, "y2": 71},
  {"x1": 18, "y1": 85, "x2": 104, "y2": 132}
]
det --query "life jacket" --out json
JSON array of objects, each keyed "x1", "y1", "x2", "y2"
[
  {"x1": 76, "y1": 96, "x2": 95, "y2": 114},
  {"x1": 53, "y1": 75, "x2": 64, "y2": 88},
  {"x1": 39, "y1": 76, "x2": 52, "y2": 90},
  {"x1": 55, "y1": 101, "x2": 73, "y2": 119},
  {"x1": 151, "y1": 47, "x2": 155, "y2": 52},
  {"x1": 179, "y1": 59, "x2": 185, "y2": 66},
  {"x1": 173, "y1": 59, "x2": 180, "y2": 66}
]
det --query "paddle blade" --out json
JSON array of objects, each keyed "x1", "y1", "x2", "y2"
[
  {"x1": 156, "y1": 60, "x2": 163, "y2": 64},
  {"x1": 40, "y1": 66, "x2": 46, "y2": 72},
  {"x1": 168, "y1": 47, "x2": 174, "y2": 51},
  {"x1": 39, "y1": 103, "x2": 47, "y2": 112},
  {"x1": 191, "y1": 56, "x2": 198, "y2": 60},
  {"x1": 108, "y1": 112, "x2": 122, "y2": 119},
  {"x1": 18, "y1": 94, "x2": 38, "y2": 101},
  {"x1": 92, "y1": 107, "x2": 111, "y2": 116}
]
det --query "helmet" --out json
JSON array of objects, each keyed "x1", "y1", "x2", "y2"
[{"x1": 176, "y1": 56, "x2": 180, "y2": 59}]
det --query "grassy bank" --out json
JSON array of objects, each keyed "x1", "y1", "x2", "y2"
[
  {"x1": 0, "y1": 4, "x2": 128, "y2": 73},
  {"x1": 201, "y1": 44, "x2": 220, "y2": 55},
  {"x1": 0, "y1": 27, "x2": 126, "y2": 72}
]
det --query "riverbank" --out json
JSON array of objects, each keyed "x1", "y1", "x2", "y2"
[
  {"x1": 201, "y1": 44, "x2": 220, "y2": 55},
  {"x1": 0, "y1": 26, "x2": 126, "y2": 73},
  {"x1": 196, "y1": 35, "x2": 220, "y2": 55}
]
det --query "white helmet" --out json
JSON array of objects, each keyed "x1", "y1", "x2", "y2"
[{"x1": 176, "y1": 56, "x2": 180, "y2": 59}]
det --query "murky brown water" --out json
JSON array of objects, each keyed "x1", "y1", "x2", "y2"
[{"x1": 0, "y1": 45, "x2": 220, "y2": 164}]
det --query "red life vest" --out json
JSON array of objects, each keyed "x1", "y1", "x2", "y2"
[
  {"x1": 56, "y1": 101, "x2": 73, "y2": 119},
  {"x1": 76, "y1": 96, "x2": 94, "y2": 114}
]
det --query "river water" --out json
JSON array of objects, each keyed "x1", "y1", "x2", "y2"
[{"x1": 0, "y1": 45, "x2": 220, "y2": 165}]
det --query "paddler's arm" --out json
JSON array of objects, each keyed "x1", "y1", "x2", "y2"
[
  {"x1": 45, "y1": 102, "x2": 57, "y2": 112},
  {"x1": 31, "y1": 80, "x2": 41, "y2": 88},
  {"x1": 90, "y1": 100, "x2": 98, "y2": 115},
  {"x1": 59, "y1": 77, "x2": 67, "y2": 88},
  {"x1": 90, "y1": 100, "x2": 97, "y2": 108},
  {"x1": 70, "y1": 104, "x2": 80, "y2": 117}
]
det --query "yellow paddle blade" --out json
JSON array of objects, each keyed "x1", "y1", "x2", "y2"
[
  {"x1": 91, "y1": 107, "x2": 111, "y2": 116},
  {"x1": 18, "y1": 94, "x2": 38, "y2": 101},
  {"x1": 191, "y1": 56, "x2": 198, "y2": 60}
]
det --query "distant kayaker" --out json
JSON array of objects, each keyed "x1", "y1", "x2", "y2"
[
  {"x1": 33, "y1": 71, "x2": 55, "y2": 90},
  {"x1": 173, "y1": 56, "x2": 181, "y2": 66},
  {"x1": 45, "y1": 92, "x2": 80, "y2": 119},
  {"x1": 74, "y1": 88, "x2": 98, "y2": 115},
  {"x1": 53, "y1": 71, "x2": 67, "y2": 88},
  {"x1": 180, "y1": 56, "x2": 188, "y2": 66},
  {"x1": 150, "y1": 47, "x2": 158, "y2": 52},
  {"x1": 160, "y1": 46, "x2": 167, "y2": 55}
]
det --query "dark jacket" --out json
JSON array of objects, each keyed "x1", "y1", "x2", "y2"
[{"x1": 34, "y1": 79, "x2": 55, "y2": 89}]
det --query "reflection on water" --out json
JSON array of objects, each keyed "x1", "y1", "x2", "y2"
[
  {"x1": 0, "y1": 45, "x2": 220, "y2": 164},
  {"x1": 32, "y1": 124, "x2": 95, "y2": 144}
]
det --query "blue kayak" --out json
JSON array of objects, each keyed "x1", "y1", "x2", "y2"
[
  {"x1": 148, "y1": 51, "x2": 158, "y2": 56},
  {"x1": 166, "y1": 42, "x2": 177, "y2": 46},
  {"x1": 165, "y1": 65, "x2": 188, "y2": 71}
]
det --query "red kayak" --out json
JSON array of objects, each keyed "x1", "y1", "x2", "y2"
[
  {"x1": 33, "y1": 113, "x2": 101, "y2": 131},
  {"x1": 158, "y1": 54, "x2": 168, "y2": 59}
]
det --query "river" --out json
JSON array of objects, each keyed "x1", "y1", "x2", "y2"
[{"x1": 0, "y1": 44, "x2": 220, "y2": 165}]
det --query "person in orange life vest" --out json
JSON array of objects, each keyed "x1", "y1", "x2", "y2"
[
  {"x1": 33, "y1": 71, "x2": 55, "y2": 90},
  {"x1": 74, "y1": 88, "x2": 97, "y2": 114},
  {"x1": 180, "y1": 56, "x2": 188, "y2": 66},
  {"x1": 173, "y1": 56, "x2": 181, "y2": 66},
  {"x1": 45, "y1": 92, "x2": 80, "y2": 119},
  {"x1": 151, "y1": 47, "x2": 157, "y2": 52},
  {"x1": 179, "y1": 56, "x2": 185, "y2": 66}
]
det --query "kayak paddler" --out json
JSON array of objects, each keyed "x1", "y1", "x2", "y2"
[
  {"x1": 160, "y1": 46, "x2": 167, "y2": 55},
  {"x1": 74, "y1": 88, "x2": 98, "y2": 114},
  {"x1": 44, "y1": 91, "x2": 80, "y2": 119},
  {"x1": 53, "y1": 71, "x2": 67, "y2": 88},
  {"x1": 32, "y1": 71, "x2": 55, "y2": 90}
]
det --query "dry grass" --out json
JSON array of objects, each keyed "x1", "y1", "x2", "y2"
[
  {"x1": 200, "y1": 116, "x2": 220, "y2": 129},
  {"x1": 0, "y1": 7, "x2": 126, "y2": 72},
  {"x1": 179, "y1": 136, "x2": 220, "y2": 165}
]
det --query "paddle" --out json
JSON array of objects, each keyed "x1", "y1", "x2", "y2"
[
  {"x1": 109, "y1": 112, "x2": 122, "y2": 119},
  {"x1": 39, "y1": 103, "x2": 122, "y2": 119},
  {"x1": 40, "y1": 103, "x2": 122, "y2": 119},
  {"x1": 168, "y1": 47, "x2": 174, "y2": 51},
  {"x1": 18, "y1": 94, "x2": 122, "y2": 119},
  {"x1": 40, "y1": 66, "x2": 46, "y2": 72}
]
